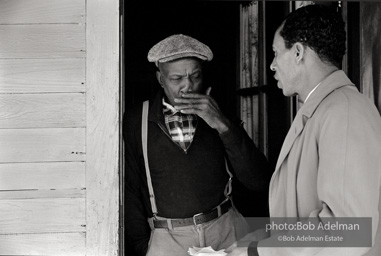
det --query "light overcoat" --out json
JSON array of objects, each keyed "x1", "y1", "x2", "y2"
[{"x1": 258, "y1": 71, "x2": 381, "y2": 255}]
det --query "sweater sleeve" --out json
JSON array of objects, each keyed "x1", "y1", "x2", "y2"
[
  {"x1": 219, "y1": 121, "x2": 271, "y2": 192},
  {"x1": 248, "y1": 241, "x2": 260, "y2": 256}
]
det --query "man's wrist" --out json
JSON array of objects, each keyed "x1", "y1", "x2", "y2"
[
  {"x1": 216, "y1": 118, "x2": 231, "y2": 134},
  {"x1": 247, "y1": 241, "x2": 259, "y2": 256}
]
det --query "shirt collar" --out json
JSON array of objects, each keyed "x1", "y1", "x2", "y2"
[
  {"x1": 304, "y1": 82, "x2": 321, "y2": 103},
  {"x1": 162, "y1": 98, "x2": 179, "y2": 116},
  {"x1": 299, "y1": 70, "x2": 354, "y2": 119}
]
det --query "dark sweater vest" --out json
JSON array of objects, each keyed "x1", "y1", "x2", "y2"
[{"x1": 147, "y1": 118, "x2": 229, "y2": 219}]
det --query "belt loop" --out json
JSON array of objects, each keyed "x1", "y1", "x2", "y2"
[
  {"x1": 193, "y1": 212, "x2": 203, "y2": 226},
  {"x1": 148, "y1": 217, "x2": 154, "y2": 230},
  {"x1": 167, "y1": 219, "x2": 173, "y2": 230},
  {"x1": 217, "y1": 205, "x2": 222, "y2": 217}
]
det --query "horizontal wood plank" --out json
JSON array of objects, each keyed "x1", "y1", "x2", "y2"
[
  {"x1": 0, "y1": 0, "x2": 85, "y2": 24},
  {"x1": 0, "y1": 59, "x2": 85, "y2": 93},
  {"x1": 0, "y1": 162, "x2": 85, "y2": 190},
  {"x1": 0, "y1": 188, "x2": 85, "y2": 200},
  {"x1": 0, "y1": 198, "x2": 85, "y2": 234},
  {"x1": 0, "y1": 24, "x2": 85, "y2": 58},
  {"x1": 0, "y1": 232, "x2": 85, "y2": 255},
  {"x1": 0, "y1": 128, "x2": 85, "y2": 163},
  {"x1": 0, "y1": 93, "x2": 85, "y2": 129}
]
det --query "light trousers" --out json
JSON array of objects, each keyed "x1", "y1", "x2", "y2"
[{"x1": 146, "y1": 208, "x2": 249, "y2": 256}]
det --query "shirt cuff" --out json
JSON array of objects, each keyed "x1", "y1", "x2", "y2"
[
  {"x1": 218, "y1": 122, "x2": 238, "y2": 144},
  {"x1": 247, "y1": 241, "x2": 259, "y2": 256}
]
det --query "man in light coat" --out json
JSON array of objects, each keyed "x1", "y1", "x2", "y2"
[{"x1": 228, "y1": 4, "x2": 381, "y2": 256}]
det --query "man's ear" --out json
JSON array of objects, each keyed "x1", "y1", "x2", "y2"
[
  {"x1": 294, "y1": 43, "x2": 305, "y2": 63},
  {"x1": 156, "y1": 71, "x2": 164, "y2": 87}
]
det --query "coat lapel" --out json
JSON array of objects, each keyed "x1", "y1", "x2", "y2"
[
  {"x1": 274, "y1": 112, "x2": 305, "y2": 172},
  {"x1": 273, "y1": 70, "x2": 355, "y2": 174}
]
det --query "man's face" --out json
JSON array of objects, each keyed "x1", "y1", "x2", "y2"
[
  {"x1": 270, "y1": 28, "x2": 299, "y2": 97},
  {"x1": 157, "y1": 58, "x2": 203, "y2": 106}
]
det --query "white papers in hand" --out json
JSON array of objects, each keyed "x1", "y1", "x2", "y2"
[{"x1": 187, "y1": 246, "x2": 227, "y2": 256}]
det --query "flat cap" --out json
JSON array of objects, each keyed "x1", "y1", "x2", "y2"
[{"x1": 147, "y1": 34, "x2": 213, "y2": 65}]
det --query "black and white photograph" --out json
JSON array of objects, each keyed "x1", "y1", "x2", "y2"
[{"x1": 0, "y1": 1, "x2": 380, "y2": 255}]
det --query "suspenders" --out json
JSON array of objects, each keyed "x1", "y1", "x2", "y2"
[
  {"x1": 141, "y1": 100, "x2": 233, "y2": 219},
  {"x1": 142, "y1": 100, "x2": 158, "y2": 216}
]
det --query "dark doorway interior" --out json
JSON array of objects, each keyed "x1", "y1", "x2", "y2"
[
  {"x1": 124, "y1": 1, "x2": 270, "y2": 218},
  {"x1": 122, "y1": 1, "x2": 292, "y2": 219},
  {"x1": 124, "y1": 1, "x2": 240, "y2": 119}
]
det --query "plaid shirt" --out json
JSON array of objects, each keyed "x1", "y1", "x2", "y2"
[{"x1": 162, "y1": 99, "x2": 197, "y2": 151}]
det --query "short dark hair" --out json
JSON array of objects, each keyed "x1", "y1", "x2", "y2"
[{"x1": 279, "y1": 4, "x2": 346, "y2": 68}]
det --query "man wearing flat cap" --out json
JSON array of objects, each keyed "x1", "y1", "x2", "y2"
[{"x1": 123, "y1": 34, "x2": 270, "y2": 256}]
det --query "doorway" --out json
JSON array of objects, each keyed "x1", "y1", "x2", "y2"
[
  {"x1": 123, "y1": 1, "x2": 240, "y2": 118},
  {"x1": 121, "y1": 0, "x2": 293, "y2": 216},
  {"x1": 121, "y1": 2, "x2": 296, "y2": 252}
]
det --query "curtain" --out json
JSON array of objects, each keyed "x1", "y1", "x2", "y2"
[
  {"x1": 239, "y1": 2, "x2": 259, "y2": 145},
  {"x1": 295, "y1": 1, "x2": 314, "y2": 9},
  {"x1": 361, "y1": 2, "x2": 381, "y2": 114}
]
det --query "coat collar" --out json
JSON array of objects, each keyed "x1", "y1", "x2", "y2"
[
  {"x1": 299, "y1": 70, "x2": 354, "y2": 119},
  {"x1": 274, "y1": 70, "x2": 355, "y2": 172}
]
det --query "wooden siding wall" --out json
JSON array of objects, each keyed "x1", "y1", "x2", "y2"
[
  {"x1": 0, "y1": 0, "x2": 120, "y2": 255},
  {"x1": 86, "y1": 0, "x2": 120, "y2": 255}
]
